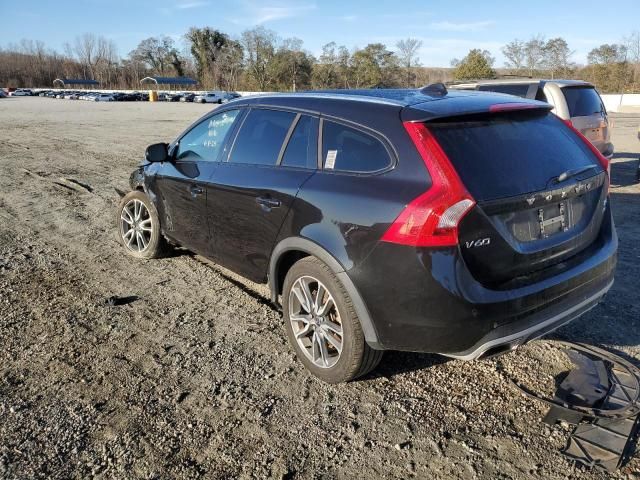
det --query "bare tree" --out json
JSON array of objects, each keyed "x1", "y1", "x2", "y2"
[
  {"x1": 241, "y1": 26, "x2": 278, "y2": 91},
  {"x1": 524, "y1": 35, "x2": 546, "y2": 76},
  {"x1": 336, "y1": 46, "x2": 351, "y2": 88},
  {"x1": 543, "y1": 37, "x2": 573, "y2": 79},
  {"x1": 217, "y1": 40, "x2": 244, "y2": 90},
  {"x1": 73, "y1": 33, "x2": 98, "y2": 79},
  {"x1": 502, "y1": 39, "x2": 526, "y2": 72},
  {"x1": 312, "y1": 42, "x2": 338, "y2": 88},
  {"x1": 396, "y1": 38, "x2": 422, "y2": 87},
  {"x1": 624, "y1": 31, "x2": 640, "y2": 86}
]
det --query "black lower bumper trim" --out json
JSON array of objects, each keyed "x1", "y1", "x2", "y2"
[{"x1": 445, "y1": 280, "x2": 613, "y2": 361}]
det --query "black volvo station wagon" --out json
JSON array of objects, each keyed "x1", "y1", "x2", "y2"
[{"x1": 118, "y1": 85, "x2": 617, "y2": 383}]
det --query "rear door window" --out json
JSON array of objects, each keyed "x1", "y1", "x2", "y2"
[
  {"x1": 282, "y1": 115, "x2": 319, "y2": 169},
  {"x1": 562, "y1": 86, "x2": 605, "y2": 117},
  {"x1": 229, "y1": 109, "x2": 296, "y2": 165},
  {"x1": 322, "y1": 121, "x2": 390, "y2": 173},
  {"x1": 478, "y1": 84, "x2": 530, "y2": 97},
  {"x1": 176, "y1": 109, "x2": 240, "y2": 162},
  {"x1": 281, "y1": 115, "x2": 319, "y2": 169},
  {"x1": 429, "y1": 111, "x2": 601, "y2": 201}
]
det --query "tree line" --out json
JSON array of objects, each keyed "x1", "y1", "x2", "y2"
[
  {"x1": 1, "y1": 28, "x2": 639, "y2": 94},
  {"x1": 452, "y1": 33, "x2": 640, "y2": 93}
]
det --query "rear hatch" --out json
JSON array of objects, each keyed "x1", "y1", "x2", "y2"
[
  {"x1": 428, "y1": 109, "x2": 608, "y2": 288},
  {"x1": 561, "y1": 86, "x2": 611, "y2": 156}
]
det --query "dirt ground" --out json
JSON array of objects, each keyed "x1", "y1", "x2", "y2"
[{"x1": 0, "y1": 97, "x2": 639, "y2": 480}]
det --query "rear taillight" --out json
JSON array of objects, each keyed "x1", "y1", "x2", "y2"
[
  {"x1": 562, "y1": 119, "x2": 611, "y2": 190},
  {"x1": 381, "y1": 122, "x2": 475, "y2": 248}
]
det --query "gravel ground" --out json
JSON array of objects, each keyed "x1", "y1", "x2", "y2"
[{"x1": 0, "y1": 97, "x2": 639, "y2": 479}]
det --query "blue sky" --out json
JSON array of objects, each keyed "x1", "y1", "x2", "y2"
[{"x1": 2, "y1": 0, "x2": 639, "y2": 67}]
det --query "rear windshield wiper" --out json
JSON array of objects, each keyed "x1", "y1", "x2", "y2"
[{"x1": 556, "y1": 165, "x2": 599, "y2": 183}]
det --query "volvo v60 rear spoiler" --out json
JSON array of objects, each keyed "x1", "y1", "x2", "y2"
[{"x1": 401, "y1": 93, "x2": 554, "y2": 123}]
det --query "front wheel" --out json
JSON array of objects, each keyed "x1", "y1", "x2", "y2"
[
  {"x1": 117, "y1": 190, "x2": 166, "y2": 259},
  {"x1": 282, "y1": 257, "x2": 383, "y2": 383}
]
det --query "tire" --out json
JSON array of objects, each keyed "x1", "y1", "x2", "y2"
[
  {"x1": 116, "y1": 190, "x2": 167, "y2": 259},
  {"x1": 282, "y1": 256, "x2": 383, "y2": 383}
]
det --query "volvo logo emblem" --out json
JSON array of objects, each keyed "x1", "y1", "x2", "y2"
[{"x1": 526, "y1": 197, "x2": 535, "y2": 205}]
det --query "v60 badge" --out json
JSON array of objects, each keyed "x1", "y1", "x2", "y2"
[{"x1": 465, "y1": 237, "x2": 491, "y2": 249}]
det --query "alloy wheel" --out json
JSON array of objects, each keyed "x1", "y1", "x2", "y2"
[
  {"x1": 120, "y1": 199, "x2": 153, "y2": 252},
  {"x1": 288, "y1": 275, "x2": 343, "y2": 368}
]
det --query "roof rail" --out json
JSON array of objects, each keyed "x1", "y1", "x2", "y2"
[
  {"x1": 444, "y1": 76, "x2": 538, "y2": 86},
  {"x1": 497, "y1": 74, "x2": 534, "y2": 79},
  {"x1": 420, "y1": 83, "x2": 448, "y2": 97},
  {"x1": 443, "y1": 79, "x2": 498, "y2": 86}
]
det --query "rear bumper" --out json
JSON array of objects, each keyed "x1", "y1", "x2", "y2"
[
  {"x1": 445, "y1": 278, "x2": 613, "y2": 360},
  {"x1": 348, "y1": 208, "x2": 617, "y2": 354}
]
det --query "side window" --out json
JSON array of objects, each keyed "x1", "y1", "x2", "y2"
[
  {"x1": 281, "y1": 115, "x2": 319, "y2": 169},
  {"x1": 176, "y1": 109, "x2": 240, "y2": 162},
  {"x1": 535, "y1": 88, "x2": 548, "y2": 102},
  {"x1": 229, "y1": 109, "x2": 296, "y2": 165},
  {"x1": 479, "y1": 84, "x2": 530, "y2": 97},
  {"x1": 322, "y1": 121, "x2": 390, "y2": 173}
]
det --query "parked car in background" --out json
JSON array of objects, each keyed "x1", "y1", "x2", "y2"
[
  {"x1": 117, "y1": 86, "x2": 616, "y2": 383},
  {"x1": 449, "y1": 79, "x2": 613, "y2": 158},
  {"x1": 180, "y1": 93, "x2": 196, "y2": 103},
  {"x1": 10, "y1": 89, "x2": 33, "y2": 96},
  {"x1": 194, "y1": 91, "x2": 227, "y2": 104},
  {"x1": 0, "y1": 90, "x2": 7, "y2": 98},
  {"x1": 94, "y1": 93, "x2": 114, "y2": 102}
]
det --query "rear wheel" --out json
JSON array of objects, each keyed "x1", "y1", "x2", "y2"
[
  {"x1": 117, "y1": 190, "x2": 166, "y2": 259},
  {"x1": 282, "y1": 257, "x2": 383, "y2": 383}
]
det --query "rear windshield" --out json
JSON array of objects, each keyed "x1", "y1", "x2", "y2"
[
  {"x1": 562, "y1": 86, "x2": 605, "y2": 117},
  {"x1": 429, "y1": 111, "x2": 600, "y2": 201}
]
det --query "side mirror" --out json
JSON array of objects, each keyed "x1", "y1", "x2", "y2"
[{"x1": 145, "y1": 142, "x2": 169, "y2": 163}]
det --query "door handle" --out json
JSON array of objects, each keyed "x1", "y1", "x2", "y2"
[
  {"x1": 256, "y1": 196, "x2": 281, "y2": 209},
  {"x1": 190, "y1": 185, "x2": 204, "y2": 197}
]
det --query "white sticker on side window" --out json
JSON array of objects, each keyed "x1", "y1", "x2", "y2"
[{"x1": 325, "y1": 150, "x2": 338, "y2": 169}]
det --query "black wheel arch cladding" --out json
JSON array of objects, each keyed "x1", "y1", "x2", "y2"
[{"x1": 269, "y1": 236, "x2": 382, "y2": 349}]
